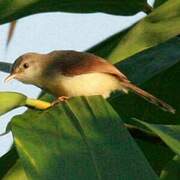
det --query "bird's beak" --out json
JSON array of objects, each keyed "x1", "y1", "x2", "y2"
[{"x1": 4, "y1": 74, "x2": 16, "y2": 83}]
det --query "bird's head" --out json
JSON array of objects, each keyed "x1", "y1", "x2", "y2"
[{"x1": 5, "y1": 52, "x2": 45, "y2": 85}]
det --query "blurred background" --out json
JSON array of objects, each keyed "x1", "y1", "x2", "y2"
[{"x1": 0, "y1": 0, "x2": 153, "y2": 156}]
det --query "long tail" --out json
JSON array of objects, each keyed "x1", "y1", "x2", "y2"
[{"x1": 121, "y1": 82, "x2": 175, "y2": 114}]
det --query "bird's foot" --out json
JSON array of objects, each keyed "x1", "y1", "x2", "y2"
[
  {"x1": 58, "y1": 96, "x2": 70, "y2": 102},
  {"x1": 51, "y1": 96, "x2": 70, "y2": 106}
]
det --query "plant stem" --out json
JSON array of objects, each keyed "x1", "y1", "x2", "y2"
[
  {"x1": 25, "y1": 98, "x2": 51, "y2": 110},
  {"x1": 143, "y1": 3, "x2": 153, "y2": 14}
]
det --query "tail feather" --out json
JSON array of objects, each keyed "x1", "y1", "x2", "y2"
[{"x1": 121, "y1": 82, "x2": 175, "y2": 114}]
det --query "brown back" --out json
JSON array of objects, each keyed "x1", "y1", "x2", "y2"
[{"x1": 46, "y1": 50, "x2": 129, "y2": 82}]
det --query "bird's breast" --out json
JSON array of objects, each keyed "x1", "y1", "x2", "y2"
[{"x1": 42, "y1": 73, "x2": 126, "y2": 98}]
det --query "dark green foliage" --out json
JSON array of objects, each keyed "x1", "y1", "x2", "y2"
[
  {"x1": 8, "y1": 97, "x2": 157, "y2": 179},
  {"x1": 0, "y1": 0, "x2": 180, "y2": 179},
  {"x1": 0, "y1": 0, "x2": 149, "y2": 24}
]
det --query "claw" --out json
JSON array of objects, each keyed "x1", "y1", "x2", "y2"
[
  {"x1": 51, "y1": 96, "x2": 70, "y2": 106},
  {"x1": 58, "y1": 96, "x2": 70, "y2": 102}
]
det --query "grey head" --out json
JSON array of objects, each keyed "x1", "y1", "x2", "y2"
[{"x1": 5, "y1": 52, "x2": 47, "y2": 85}]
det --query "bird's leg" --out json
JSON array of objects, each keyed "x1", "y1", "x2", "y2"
[{"x1": 51, "y1": 96, "x2": 70, "y2": 106}]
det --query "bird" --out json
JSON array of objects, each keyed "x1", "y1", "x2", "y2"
[{"x1": 5, "y1": 50, "x2": 175, "y2": 113}]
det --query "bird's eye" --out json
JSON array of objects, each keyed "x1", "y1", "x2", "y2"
[{"x1": 23, "y1": 63, "x2": 29, "y2": 69}]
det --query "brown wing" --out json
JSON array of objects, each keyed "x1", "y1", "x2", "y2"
[{"x1": 46, "y1": 50, "x2": 129, "y2": 82}]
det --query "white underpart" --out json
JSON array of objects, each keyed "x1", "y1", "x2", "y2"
[{"x1": 48, "y1": 73, "x2": 128, "y2": 98}]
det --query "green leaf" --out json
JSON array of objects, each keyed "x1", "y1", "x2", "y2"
[
  {"x1": 154, "y1": 0, "x2": 168, "y2": 8},
  {"x1": 108, "y1": 0, "x2": 180, "y2": 63},
  {"x1": 2, "y1": 160, "x2": 27, "y2": 180},
  {"x1": 0, "y1": 92, "x2": 27, "y2": 116},
  {"x1": 0, "y1": 62, "x2": 11, "y2": 73},
  {"x1": 115, "y1": 37, "x2": 180, "y2": 84},
  {"x1": 10, "y1": 96, "x2": 158, "y2": 179},
  {"x1": 0, "y1": 147, "x2": 18, "y2": 179},
  {"x1": 136, "y1": 139, "x2": 174, "y2": 175},
  {"x1": 160, "y1": 155, "x2": 180, "y2": 180},
  {"x1": 133, "y1": 119, "x2": 180, "y2": 155},
  {"x1": 107, "y1": 35, "x2": 180, "y2": 171},
  {"x1": 0, "y1": 0, "x2": 149, "y2": 24},
  {"x1": 89, "y1": 35, "x2": 180, "y2": 174},
  {"x1": 110, "y1": 37, "x2": 180, "y2": 123},
  {"x1": 87, "y1": 25, "x2": 136, "y2": 60}
]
